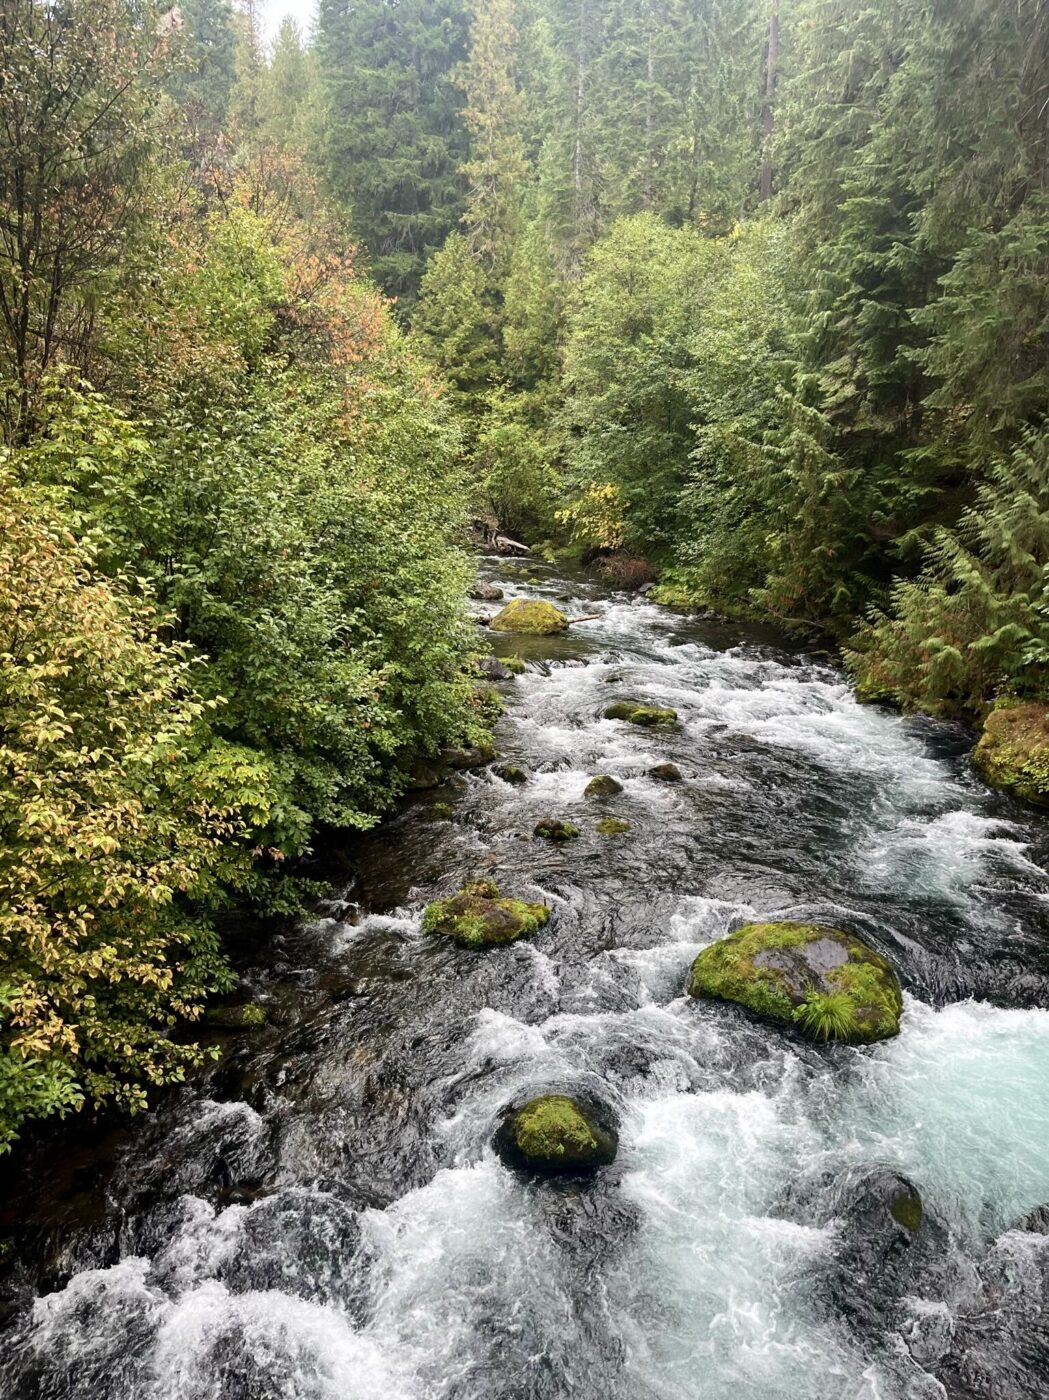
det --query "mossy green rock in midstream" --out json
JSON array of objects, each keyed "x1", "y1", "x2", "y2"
[
  {"x1": 584, "y1": 774, "x2": 623, "y2": 798},
  {"x1": 534, "y1": 818, "x2": 581, "y2": 842},
  {"x1": 973, "y1": 701, "x2": 1049, "y2": 806},
  {"x1": 688, "y1": 921, "x2": 902, "y2": 1044},
  {"x1": 494, "y1": 1095, "x2": 618, "y2": 1174},
  {"x1": 603, "y1": 700, "x2": 678, "y2": 727},
  {"x1": 422, "y1": 879, "x2": 550, "y2": 949},
  {"x1": 596, "y1": 818, "x2": 630, "y2": 835},
  {"x1": 489, "y1": 599, "x2": 569, "y2": 635}
]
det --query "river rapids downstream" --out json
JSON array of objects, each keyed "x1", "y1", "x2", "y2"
[{"x1": 3, "y1": 560, "x2": 1049, "y2": 1400}]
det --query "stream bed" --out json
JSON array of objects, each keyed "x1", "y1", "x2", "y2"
[{"x1": 2, "y1": 559, "x2": 1049, "y2": 1399}]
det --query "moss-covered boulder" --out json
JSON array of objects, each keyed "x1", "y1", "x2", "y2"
[
  {"x1": 603, "y1": 700, "x2": 678, "y2": 727},
  {"x1": 494, "y1": 1094, "x2": 618, "y2": 1174},
  {"x1": 688, "y1": 921, "x2": 902, "y2": 1044},
  {"x1": 503, "y1": 654, "x2": 528, "y2": 675},
  {"x1": 534, "y1": 818, "x2": 581, "y2": 842},
  {"x1": 973, "y1": 701, "x2": 1049, "y2": 806},
  {"x1": 496, "y1": 764, "x2": 528, "y2": 785},
  {"x1": 584, "y1": 774, "x2": 623, "y2": 798},
  {"x1": 649, "y1": 763, "x2": 682, "y2": 782},
  {"x1": 422, "y1": 879, "x2": 550, "y2": 949},
  {"x1": 596, "y1": 818, "x2": 630, "y2": 836},
  {"x1": 490, "y1": 598, "x2": 569, "y2": 635}
]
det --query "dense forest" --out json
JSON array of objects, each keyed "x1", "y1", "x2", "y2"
[{"x1": 2, "y1": 0, "x2": 1049, "y2": 1153}]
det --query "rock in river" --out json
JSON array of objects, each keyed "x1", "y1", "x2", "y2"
[
  {"x1": 422, "y1": 879, "x2": 550, "y2": 949},
  {"x1": 495, "y1": 1094, "x2": 618, "y2": 1174},
  {"x1": 534, "y1": 818, "x2": 581, "y2": 842},
  {"x1": 603, "y1": 700, "x2": 678, "y2": 727},
  {"x1": 489, "y1": 599, "x2": 569, "y2": 635},
  {"x1": 584, "y1": 774, "x2": 623, "y2": 798},
  {"x1": 687, "y1": 921, "x2": 902, "y2": 1044}
]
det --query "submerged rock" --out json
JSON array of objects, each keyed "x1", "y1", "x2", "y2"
[
  {"x1": 649, "y1": 763, "x2": 682, "y2": 782},
  {"x1": 490, "y1": 598, "x2": 569, "y2": 635},
  {"x1": 534, "y1": 817, "x2": 581, "y2": 842},
  {"x1": 596, "y1": 818, "x2": 630, "y2": 836},
  {"x1": 422, "y1": 879, "x2": 550, "y2": 949},
  {"x1": 603, "y1": 700, "x2": 678, "y2": 727},
  {"x1": 687, "y1": 921, "x2": 902, "y2": 1044},
  {"x1": 202, "y1": 1002, "x2": 268, "y2": 1030},
  {"x1": 495, "y1": 1094, "x2": 618, "y2": 1174},
  {"x1": 1014, "y1": 1204, "x2": 1049, "y2": 1233},
  {"x1": 584, "y1": 775, "x2": 623, "y2": 798},
  {"x1": 973, "y1": 701, "x2": 1049, "y2": 805}
]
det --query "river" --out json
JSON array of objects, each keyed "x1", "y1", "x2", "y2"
[{"x1": 2, "y1": 558, "x2": 1049, "y2": 1399}]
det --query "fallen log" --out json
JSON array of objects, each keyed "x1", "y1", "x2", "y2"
[
  {"x1": 494, "y1": 534, "x2": 531, "y2": 553},
  {"x1": 566, "y1": 613, "x2": 603, "y2": 625}
]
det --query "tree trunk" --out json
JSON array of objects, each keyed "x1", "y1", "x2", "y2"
[{"x1": 759, "y1": 0, "x2": 780, "y2": 202}]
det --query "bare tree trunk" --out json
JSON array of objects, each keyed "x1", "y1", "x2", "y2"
[
  {"x1": 644, "y1": 1, "x2": 656, "y2": 208},
  {"x1": 759, "y1": 0, "x2": 780, "y2": 202},
  {"x1": 571, "y1": 0, "x2": 591, "y2": 268}
]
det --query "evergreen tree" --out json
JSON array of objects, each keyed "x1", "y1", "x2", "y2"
[
  {"x1": 457, "y1": 0, "x2": 530, "y2": 274},
  {"x1": 317, "y1": 0, "x2": 470, "y2": 302}
]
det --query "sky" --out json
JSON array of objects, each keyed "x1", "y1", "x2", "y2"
[{"x1": 260, "y1": 0, "x2": 317, "y2": 44}]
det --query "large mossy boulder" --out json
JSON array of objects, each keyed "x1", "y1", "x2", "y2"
[
  {"x1": 495, "y1": 1094, "x2": 618, "y2": 1174},
  {"x1": 688, "y1": 921, "x2": 902, "y2": 1044},
  {"x1": 489, "y1": 598, "x2": 568, "y2": 635},
  {"x1": 603, "y1": 700, "x2": 678, "y2": 727},
  {"x1": 973, "y1": 701, "x2": 1049, "y2": 806},
  {"x1": 422, "y1": 879, "x2": 550, "y2": 949}
]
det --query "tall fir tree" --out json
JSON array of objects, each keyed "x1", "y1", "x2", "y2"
[{"x1": 317, "y1": 0, "x2": 470, "y2": 302}]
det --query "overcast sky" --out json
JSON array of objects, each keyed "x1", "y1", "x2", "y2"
[{"x1": 260, "y1": 0, "x2": 317, "y2": 44}]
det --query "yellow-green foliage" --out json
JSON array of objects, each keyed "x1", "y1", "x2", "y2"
[
  {"x1": 973, "y1": 700, "x2": 1049, "y2": 805},
  {"x1": 422, "y1": 879, "x2": 550, "y2": 948},
  {"x1": 489, "y1": 598, "x2": 568, "y2": 634},
  {"x1": 0, "y1": 482, "x2": 248, "y2": 1152},
  {"x1": 596, "y1": 818, "x2": 630, "y2": 835}
]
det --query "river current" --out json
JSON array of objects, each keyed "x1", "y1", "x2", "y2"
[{"x1": 2, "y1": 560, "x2": 1049, "y2": 1399}]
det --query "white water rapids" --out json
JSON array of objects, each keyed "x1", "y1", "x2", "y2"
[{"x1": 3, "y1": 561, "x2": 1049, "y2": 1400}]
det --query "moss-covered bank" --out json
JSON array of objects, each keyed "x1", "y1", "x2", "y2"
[{"x1": 973, "y1": 700, "x2": 1049, "y2": 806}]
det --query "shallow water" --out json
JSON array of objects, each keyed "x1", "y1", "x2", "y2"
[{"x1": 3, "y1": 559, "x2": 1049, "y2": 1399}]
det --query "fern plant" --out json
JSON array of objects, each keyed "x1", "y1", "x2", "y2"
[
  {"x1": 847, "y1": 425, "x2": 1049, "y2": 717},
  {"x1": 794, "y1": 992, "x2": 857, "y2": 1042}
]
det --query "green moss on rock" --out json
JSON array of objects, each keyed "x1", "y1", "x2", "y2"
[
  {"x1": 422, "y1": 879, "x2": 550, "y2": 949},
  {"x1": 534, "y1": 818, "x2": 581, "y2": 841},
  {"x1": 496, "y1": 764, "x2": 528, "y2": 785},
  {"x1": 584, "y1": 774, "x2": 623, "y2": 798},
  {"x1": 596, "y1": 817, "x2": 630, "y2": 835},
  {"x1": 688, "y1": 921, "x2": 902, "y2": 1045},
  {"x1": 973, "y1": 700, "x2": 1049, "y2": 806},
  {"x1": 495, "y1": 1094, "x2": 618, "y2": 1173},
  {"x1": 503, "y1": 654, "x2": 528, "y2": 674},
  {"x1": 490, "y1": 599, "x2": 569, "y2": 635},
  {"x1": 603, "y1": 701, "x2": 678, "y2": 727},
  {"x1": 203, "y1": 1001, "x2": 268, "y2": 1030}
]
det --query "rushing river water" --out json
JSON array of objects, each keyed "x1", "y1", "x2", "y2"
[{"x1": 3, "y1": 559, "x2": 1049, "y2": 1400}]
